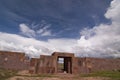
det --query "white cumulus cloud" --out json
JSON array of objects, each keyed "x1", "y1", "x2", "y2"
[
  {"x1": 19, "y1": 22, "x2": 53, "y2": 37},
  {"x1": 0, "y1": 0, "x2": 120, "y2": 58},
  {"x1": 105, "y1": 0, "x2": 120, "y2": 22},
  {"x1": 0, "y1": 32, "x2": 53, "y2": 58},
  {"x1": 19, "y1": 24, "x2": 35, "y2": 38},
  {"x1": 76, "y1": 0, "x2": 120, "y2": 58},
  {"x1": 37, "y1": 25, "x2": 52, "y2": 36}
]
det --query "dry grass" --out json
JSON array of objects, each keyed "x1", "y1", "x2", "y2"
[
  {"x1": 0, "y1": 68, "x2": 120, "y2": 80},
  {"x1": 0, "y1": 68, "x2": 17, "y2": 80}
]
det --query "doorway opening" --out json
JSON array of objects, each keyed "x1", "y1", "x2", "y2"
[
  {"x1": 57, "y1": 57, "x2": 72, "y2": 74},
  {"x1": 57, "y1": 57, "x2": 64, "y2": 73}
]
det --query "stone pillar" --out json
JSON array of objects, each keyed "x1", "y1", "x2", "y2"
[{"x1": 68, "y1": 59, "x2": 71, "y2": 73}]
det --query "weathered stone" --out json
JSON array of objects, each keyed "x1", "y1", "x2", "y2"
[
  {"x1": 29, "y1": 52, "x2": 120, "y2": 74},
  {"x1": 0, "y1": 51, "x2": 29, "y2": 71},
  {"x1": 0, "y1": 51, "x2": 120, "y2": 74}
]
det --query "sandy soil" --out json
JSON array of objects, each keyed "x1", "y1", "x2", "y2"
[
  {"x1": 7, "y1": 76, "x2": 111, "y2": 80},
  {"x1": 7, "y1": 73, "x2": 111, "y2": 80}
]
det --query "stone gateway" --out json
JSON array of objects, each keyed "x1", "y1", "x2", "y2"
[
  {"x1": 29, "y1": 52, "x2": 120, "y2": 74},
  {"x1": 0, "y1": 51, "x2": 120, "y2": 74}
]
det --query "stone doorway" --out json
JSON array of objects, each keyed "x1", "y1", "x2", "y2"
[
  {"x1": 52, "y1": 52, "x2": 74, "y2": 74},
  {"x1": 57, "y1": 57, "x2": 72, "y2": 74}
]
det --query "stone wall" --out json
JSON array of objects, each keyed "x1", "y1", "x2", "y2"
[
  {"x1": 29, "y1": 52, "x2": 120, "y2": 74},
  {"x1": 29, "y1": 55, "x2": 55, "y2": 74},
  {"x1": 38, "y1": 55, "x2": 55, "y2": 74},
  {"x1": 0, "y1": 51, "x2": 29, "y2": 71},
  {"x1": 74, "y1": 58, "x2": 88, "y2": 74},
  {"x1": 86, "y1": 58, "x2": 120, "y2": 72},
  {"x1": 29, "y1": 58, "x2": 39, "y2": 74},
  {"x1": 76, "y1": 57, "x2": 120, "y2": 73},
  {"x1": 1, "y1": 51, "x2": 120, "y2": 74}
]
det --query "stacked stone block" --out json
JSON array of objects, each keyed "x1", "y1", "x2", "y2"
[{"x1": 0, "y1": 51, "x2": 29, "y2": 71}]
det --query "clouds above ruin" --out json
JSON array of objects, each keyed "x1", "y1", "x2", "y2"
[{"x1": 0, "y1": 0, "x2": 120, "y2": 58}]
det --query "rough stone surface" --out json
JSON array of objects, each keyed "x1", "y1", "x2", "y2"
[
  {"x1": 0, "y1": 51, "x2": 29, "y2": 71},
  {"x1": 0, "y1": 51, "x2": 120, "y2": 74},
  {"x1": 29, "y1": 52, "x2": 120, "y2": 74}
]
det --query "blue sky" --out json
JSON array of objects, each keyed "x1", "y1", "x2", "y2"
[
  {"x1": 0, "y1": 0, "x2": 111, "y2": 39},
  {"x1": 0, "y1": 0, "x2": 120, "y2": 58}
]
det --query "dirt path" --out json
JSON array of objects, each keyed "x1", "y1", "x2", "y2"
[
  {"x1": 8, "y1": 76, "x2": 111, "y2": 80},
  {"x1": 7, "y1": 73, "x2": 111, "y2": 80}
]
